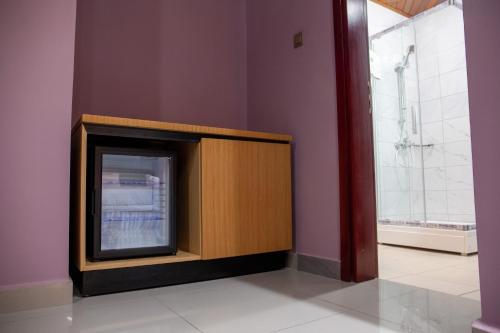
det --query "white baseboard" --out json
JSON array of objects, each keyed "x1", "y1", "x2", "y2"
[{"x1": 0, "y1": 279, "x2": 73, "y2": 314}]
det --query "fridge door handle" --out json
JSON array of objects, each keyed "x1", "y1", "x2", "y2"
[{"x1": 91, "y1": 190, "x2": 96, "y2": 215}]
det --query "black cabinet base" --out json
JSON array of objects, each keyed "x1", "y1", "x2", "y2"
[{"x1": 70, "y1": 251, "x2": 287, "y2": 296}]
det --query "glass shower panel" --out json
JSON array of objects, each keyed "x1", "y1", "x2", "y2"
[
  {"x1": 369, "y1": 1, "x2": 476, "y2": 238},
  {"x1": 370, "y1": 21, "x2": 425, "y2": 223},
  {"x1": 414, "y1": 4, "x2": 476, "y2": 224}
]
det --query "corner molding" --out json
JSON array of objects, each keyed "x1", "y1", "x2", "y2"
[
  {"x1": 295, "y1": 253, "x2": 341, "y2": 280},
  {"x1": 0, "y1": 279, "x2": 73, "y2": 314}
]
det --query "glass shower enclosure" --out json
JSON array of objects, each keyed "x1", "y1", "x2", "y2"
[{"x1": 369, "y1": 1, "x2": 475, "y2": 228}]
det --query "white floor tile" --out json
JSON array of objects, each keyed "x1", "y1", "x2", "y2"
[
  {"x1": 0, "y1": 269, "x2": 481, "y2": 333},
  {"x1": 318, "y1": 279, "x2": 419, "y2": 312},
  {"x1": 0, "y1": 312, "x2": 72, "y2": 333},
  {"x1": 373, "y1": 289, "x2": 481, "y2": 333},
  {"x1": 276, "y1": 310, "x2": 403, "y2": 333},
  {"x1": 154, "y1": 274, "x2": 347, "y2": 333},
  {"x1": 418, "y1": 266, "x2": 480, "y2": 288},
  {"x1": 388, "y1": 273, "x2": 478, "y2": 296},
  {"x1": 378, "y1": 245, "x2": 480, "y2": 300},
  {"x1": 0, "y1": 304, "x2": 73, "y2": 324}
]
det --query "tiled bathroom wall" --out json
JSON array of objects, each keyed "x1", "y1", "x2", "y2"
[
  {"x1": 369, "y1": 3, "x2": 475, "y2": 223},
  {"x1": 415, "y1": 5, "x2": 475, "y2": 223}
]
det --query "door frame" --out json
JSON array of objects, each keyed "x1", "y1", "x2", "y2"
[{"x1": 332, "y1": 0, "x2": 379, "y2": 282}]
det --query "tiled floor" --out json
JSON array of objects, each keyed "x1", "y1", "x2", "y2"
[
  {"x1": 0, "y1": 269, "x2": 481, "y2": 332},
  {"x1": 378, "y1": 244, "x2": 481, "y2": 300}
]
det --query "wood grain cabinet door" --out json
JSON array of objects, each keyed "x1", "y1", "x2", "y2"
[{"x1": 201, "y1": 138, "x2": 292, "y2": 259}]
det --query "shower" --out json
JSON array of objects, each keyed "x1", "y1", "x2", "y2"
[
  {"x1": 369, "y1": 0, "x2": 477, "y2": 254},
  {"x1": 394, "y1": 44, "x2": 416, "y2": 150},
  {"x1": 395, "y1": 45, "x2": 415, "y2": 73}
]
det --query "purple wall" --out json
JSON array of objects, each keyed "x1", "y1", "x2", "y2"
[
  {"x1": 73, "y1": 0, "x2": 247, "y2": 129},
  {"x1": 247, "y1": 0, "x2": 339, "y2": 261},
  {"x1": 464, "y1": 0, "x2": 500, "y2": 330},
  {"x1": 0, "y1": 0, "x2": 76, "y2": 287}
]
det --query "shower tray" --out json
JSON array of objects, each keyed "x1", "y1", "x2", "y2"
[{"x1": 377, "y1": 219, "x2": 477, "y2": 255}]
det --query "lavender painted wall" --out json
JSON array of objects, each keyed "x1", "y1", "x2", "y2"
[
  {"x1": 463, "y1": 0, "x2": 500, "y2": 330},
  {"x1": 247, "y1": 0, "x2": 339, "y2": 261},
  {"x1": 0, "y1": 0, "x2": 76, "y2": 287},
  {"x1": 73, "y1": 0, "x2": 247, "y2": 129}
]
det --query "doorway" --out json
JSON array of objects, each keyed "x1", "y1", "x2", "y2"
[
  {"x1": 333, "y1": 0, "x2": 480, "y2": 300},
  {"x1": 366, "y1": 0, "x2": 479, "y2": 300}
]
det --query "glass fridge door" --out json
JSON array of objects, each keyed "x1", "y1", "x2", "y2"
[{"x1": 99, "y1": 152, "x2": 174, "y2": 254}]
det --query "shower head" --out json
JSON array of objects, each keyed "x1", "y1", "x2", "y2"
[
  {"x1": 395, "y1": 45, "x2": 415, "y2": 72},
  {"x1": 404, "y1": 45, "x2": 415, "y2": 61}
]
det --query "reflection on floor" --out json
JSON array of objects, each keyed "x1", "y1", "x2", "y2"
[
  {"x1": 0, "y1": 269, "x2": 480, "y2": 332},
  {"x1": 379, "y1": 244, "x2": 480, "y2": 301}
]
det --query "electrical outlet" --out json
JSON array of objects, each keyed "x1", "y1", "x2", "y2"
[{"x1": 294, "y1": 32, "x2": 303, "y2": 48}]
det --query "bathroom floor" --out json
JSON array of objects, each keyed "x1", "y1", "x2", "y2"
[
  {"x1": 378, "y1": 244, "x2": 480, "y2": 301},
  {"x1": 0, "y1": 269, "x2": 480, "y2": 333}
]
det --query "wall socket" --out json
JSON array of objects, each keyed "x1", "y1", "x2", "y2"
[{"x1": 294, "y1": 32, "x2": 303, "y2": 48}]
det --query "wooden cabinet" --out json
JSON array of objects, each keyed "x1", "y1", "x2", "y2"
[
  {"x1": 71, "y1": 115, "x2": 293, "y2": 271},
  {"x1": 71, "y1": 115, "x2": 293, "y2": 295},
  {"x1": 201, "y1": 138, "x2": 292, "y2": 259}
]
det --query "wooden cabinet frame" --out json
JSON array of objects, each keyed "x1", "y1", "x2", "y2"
[{"x1": 70, "y1": 115, "x2": 293, "y2": 272}]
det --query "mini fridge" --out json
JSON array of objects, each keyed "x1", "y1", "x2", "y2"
[{"x1": 88, "y1": 146, "x2": 176, "y2": 260}]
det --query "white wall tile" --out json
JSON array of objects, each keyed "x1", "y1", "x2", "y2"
[
  {"x1": 448, "y1": 214, "x2": 475, "y2": 223},
  {"x1": 436, "y1": 7, "x2": 465, "y2": 53},
  {"x1": 443, "y1": 116, "x2": 471, "y2": 142},
  {"x1": 381, "y1": 191, "x2": 411, "y2": 216},
  {"x1": 379, "y1": 142, "x2": 396, "y2": 167},
  {"x1": 438, "y1": 43, "x2": 467, "y2": 74},
  {"x1": 380, "y1": 166, "x2": 410, "y2": 192},
  {"x1": 373, "y1": 31, "x2": 403, "y2": 61},
  {"x1": 425, "y1": 191, "x2": 448, "y2": 214},
  {"x1": 447, "y1": 190, "x2": 475, "y2": 215},
  {"x1": 426, "y1": 213, "x2": 449, "y2": 222},
  {"x1": 377, "y1": 118, "x2": 400, "y2": 143},
  {"x1": 373, "y1": 94, "x2": 399, "y2": 120},
  {"x1": 420, "y1": 99, "x2": 442, "y2": 124},
  {"x1": 410, "y1": 168, "x2": 424, "y2": 191},
  {"x1": 405, "y1": 55, "x2": 419, "y2": 81},
  {"x1": 424, "y1": 167, "x2": 446, "y2": 191},
  {"x1": 417, "y1": 56, "x2": 439, "y2": 80},
  {"x1": 440, "y1": 69, "x2": 468, "y2": 97},
  {"x1": 411, "y1": 190, "x2": 425, "y2": 216},
  {"x1": 441, "y1": 92, "x2": 469, "y2": 119},
  {"x1": 416, "y1": 29, "x2": 438, "y2": 58},
  {"x1": 405, "y1": 78, "x2": 420, "y2": 102},
  {"x1": 422, "y1": 122, "x2": 444, "y2": 145},
  {"x1": 419, "y1": 77, "x2": 441, "y2": 101},
  {"x1": 444, "y1": 141, "x2": 472, "y2": 166},
  {"x1": 446, "y1": 165, "x2": 474, "y2": 190},
  {"x1": 422, "y1": 144, "x2": 445, "y2": 168},
  {"x1": 377, "y1": 72, "x2": 399, "y2": 98}
]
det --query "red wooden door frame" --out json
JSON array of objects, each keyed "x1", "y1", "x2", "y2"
[{"x1": 332, "y1": 0, "x2": 379, "y2": 282}]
